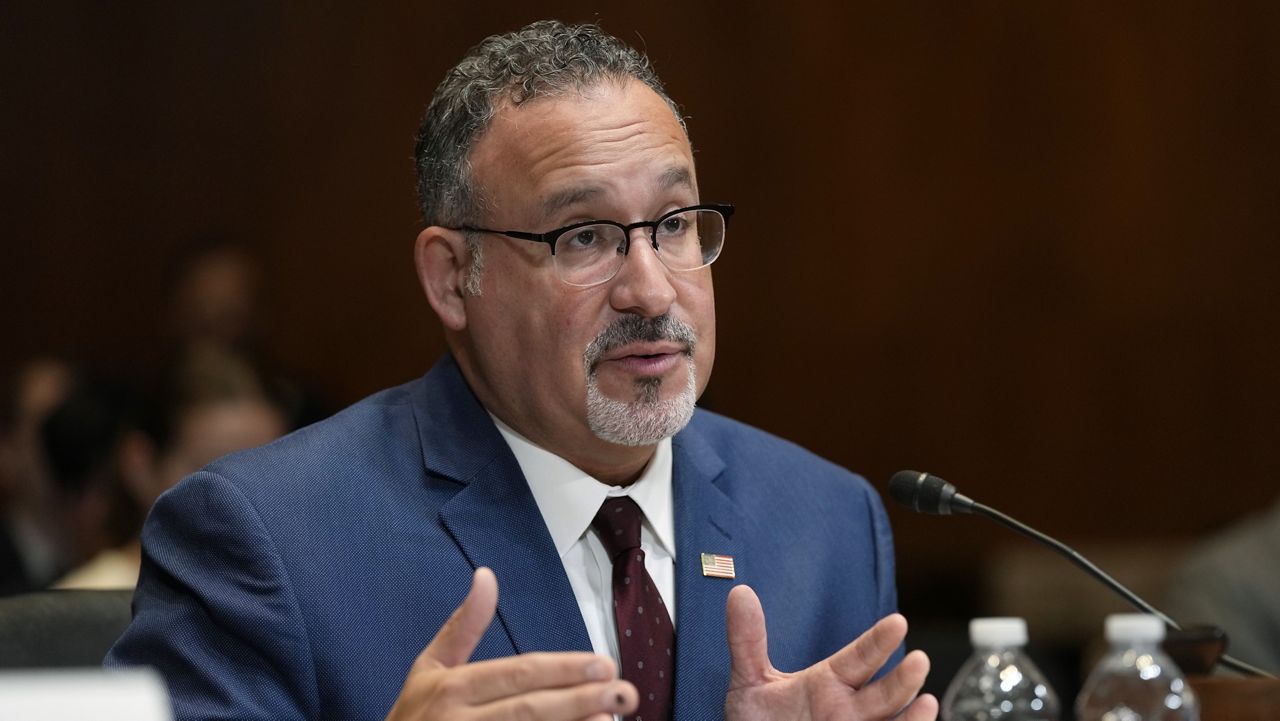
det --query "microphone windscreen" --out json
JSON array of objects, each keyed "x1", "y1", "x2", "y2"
[
  {"x1": 888, "y1": 470, "x2": 956, "y2": 514},
  {"x1": 888, "y1": 470, "x2": 927, "y2": 510}
]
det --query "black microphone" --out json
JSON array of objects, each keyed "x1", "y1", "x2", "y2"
[
  {"x1": 888, "y1": 469, "x2": 1274, "y2": 679},
  {"x1": 888, "y1": 470, "x2": 975, "y2": 515}
]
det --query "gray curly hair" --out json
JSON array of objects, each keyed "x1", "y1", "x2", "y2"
[{"x1": 413, "y1": 20, "x2": 685, "y2": 293}]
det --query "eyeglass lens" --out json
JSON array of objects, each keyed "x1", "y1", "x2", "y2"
[{"x1": 553, "y1": 209, "x2": 726, "y2": 286}]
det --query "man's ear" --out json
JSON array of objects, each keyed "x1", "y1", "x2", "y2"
[{"x1": 415, "y1": 226, "x2": 471, "y2": 331}]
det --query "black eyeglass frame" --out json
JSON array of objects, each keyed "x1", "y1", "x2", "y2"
[{"x1": 455, "y1": 202, "x2": 735, "y2": 263}]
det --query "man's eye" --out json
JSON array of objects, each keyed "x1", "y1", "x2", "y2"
[
  {"x1": 659, "y1": 216, "x2": 688, "y2": 235},
  {"x1": 566, "y1": 229, "x2": 598, "y2": 248}
]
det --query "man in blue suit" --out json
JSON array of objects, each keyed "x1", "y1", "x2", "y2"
[{"x1": 108, "y1": 20, "x2": 936, "y2": 721}]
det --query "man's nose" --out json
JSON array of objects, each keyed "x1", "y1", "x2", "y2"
[{"x1": 608, "y1": 228, "x2": 677, "y2": 318}]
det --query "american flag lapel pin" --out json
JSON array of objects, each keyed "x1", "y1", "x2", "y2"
[{"x1": 700, "y1": 552, "x2": 735, "y2": 579}]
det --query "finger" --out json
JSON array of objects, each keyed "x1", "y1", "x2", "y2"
[
  {"x1": 856, "y1": 649, "x2": 930, "y2": 717},
  {"x1": 725, "y1": 584, "x2": 773, "y2": 686},
  {"x1": 897, "y1": 691, "x2": 939, "y2": 721},
  {"x1": 474, "y1": 679, "x2": 637, "y2": 720},
  {"x1": 826, "y1": 612, "x2": 909, "y2": 689},
  {"x1": 417, "y1": 567, "x2": 499, "y2": 670},
  {"x1": 457, "y1": 652, "x2": 618, "y2": 705}
]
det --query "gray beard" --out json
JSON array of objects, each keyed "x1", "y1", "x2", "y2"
[
  {"x1": 585, "y1": 360, "x2": 697, "y2": 446},
  {"x1": 581, "y1": 314, "x2": 699, "y2": 447}
]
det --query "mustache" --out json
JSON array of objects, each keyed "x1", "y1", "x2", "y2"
[{"x1": 583, "y1": 315, "x2": 697, "y2": 374}]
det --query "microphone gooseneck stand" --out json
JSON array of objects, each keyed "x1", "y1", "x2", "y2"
[{"x1": 889, "y1": 470, "x2": 1275, "y2": 679}]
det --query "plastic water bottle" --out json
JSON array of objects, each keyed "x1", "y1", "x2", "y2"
[
  {"x1": 941, "y1": 617, "x2": 1060, "y2": 720},
  {"x1": 1076, "y1": 614, "x2": 1199, "y2": 721}
]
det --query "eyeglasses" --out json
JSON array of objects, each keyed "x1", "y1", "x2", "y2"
[{"x1": 456, "y1": 203, "x2": 734, "y2": 287}]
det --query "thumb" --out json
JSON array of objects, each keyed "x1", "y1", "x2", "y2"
[
  {"x1": 725, "y1": 584, "x2": 773, "y2": 686},
  {"x1": 415, "y1": 567, "x2": 499, "y2": 670}
]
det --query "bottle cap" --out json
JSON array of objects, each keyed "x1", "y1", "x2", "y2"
[
  {"x1": 969, "y1": 617, "x2": 1028, "y2": 647},
  {"x1": 1104, "y1": 613, "x2": 1166, "y2": 643}
]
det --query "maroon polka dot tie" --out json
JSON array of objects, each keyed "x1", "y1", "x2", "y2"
[{"x1": 592, "y1": 496, "x2": 674, "y2": 721}]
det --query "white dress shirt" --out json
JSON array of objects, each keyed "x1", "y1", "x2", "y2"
[{"x1": 490, "y1": 415, "x2": 677, "y2": 664}]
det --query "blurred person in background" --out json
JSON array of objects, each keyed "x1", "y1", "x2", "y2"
[
  {"x1": 48, "y1": 349, "x2": 288, "y2": 590},
  {"x1": 171, "y1": 241, "x2": 263, "y2": 358},
  {"x1": 169, "y1": 240, "x2": 329, "y2": 428},
  {"x1": 1163, "y1": 497, "x2": 1280, "y2": 675},
  {"x1": 0, "y1": 359, "x2": 78, "y2": 594},
  {"x1": 39, "y1": 374, "x2": 143, "y2": 580}
]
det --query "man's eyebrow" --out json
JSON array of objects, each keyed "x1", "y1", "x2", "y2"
[
  {"x1": 657, "y1": 165, "x2": 694, "y2": 193},
  {"x1": 540, "y1": 185, "x2": 602, "y2": 222}
]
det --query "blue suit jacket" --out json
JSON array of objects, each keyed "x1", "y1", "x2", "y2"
[{"x1": 107, "y1": 355, "x2": 900, "y2": 720}]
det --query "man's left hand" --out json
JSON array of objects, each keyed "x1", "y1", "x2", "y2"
[{"x1": 724, "y1": 585, "x2": 938, "y2": 720}]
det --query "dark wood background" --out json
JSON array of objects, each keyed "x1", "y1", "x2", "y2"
[{"x1": 3, "y1": 0, "x2": 1277, "y2": 665}]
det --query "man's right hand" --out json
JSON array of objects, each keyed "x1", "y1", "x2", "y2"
[{"x1": 385, "y1": 567, "x2": 638, "y2": 721}]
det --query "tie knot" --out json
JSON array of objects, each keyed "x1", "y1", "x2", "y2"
[{"x1": 592, "y1": 496, "x2": 644, "y2": 560}]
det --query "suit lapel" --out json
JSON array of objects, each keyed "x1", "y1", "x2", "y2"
[
  {"x1": 671, "y1": 419, "x2": 742, "y2": 720},
  {"x1": 413, "y1": 356, "x2": 592, "y2": 654}
]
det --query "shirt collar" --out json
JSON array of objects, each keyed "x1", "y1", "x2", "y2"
[{"x1": 490, "y1": 414, "x2": 676, "y2": 561}]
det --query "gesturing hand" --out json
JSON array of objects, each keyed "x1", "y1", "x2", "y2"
[
  {"x1": 724, "y1": 585, "x2": 938, "y2": 721},
  {"x1": 386, "y1": 568, "x2": 638, "y2": 721}
]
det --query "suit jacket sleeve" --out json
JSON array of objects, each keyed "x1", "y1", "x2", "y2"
[
  {"x1": 869, "y1": 486, "x2": 900, "y2": 623},
  {"x1": 107, "y1": 470, "x2": 318, "y2": 721}
]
